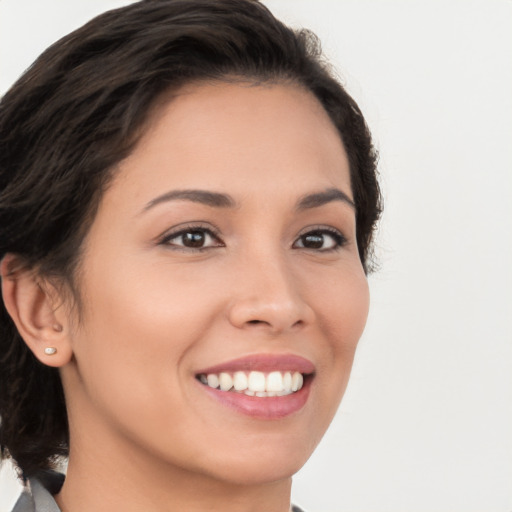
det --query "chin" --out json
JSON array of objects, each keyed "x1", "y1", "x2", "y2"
[
  {"x1": 187, "y1": 430, "x2": 320, "y2": 486},
  {"x1": 205, "y1": 455, "x2": 306, "y2": 487}
]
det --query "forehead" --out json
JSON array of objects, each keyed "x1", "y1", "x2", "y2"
[{"x1": 109, "y1": 81, "x2": 351, "y2": 208}]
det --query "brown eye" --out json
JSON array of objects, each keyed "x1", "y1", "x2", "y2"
[
  {"x1": 161, "y1": 227, "x2": 223, "y2": 250},
  {"x1": 294, "y1": 229, "x2": 346, "y2": 251},
  {"x1": 300, "y1": 233, "x2": 324, "y2": 249},
  {"x1": 182, "y1": 230, "x2": 207, "y2": 247}
]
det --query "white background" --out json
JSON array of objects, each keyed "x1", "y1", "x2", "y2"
[{"x1": 1, "y1": 1, "x2": 511, "y2": 511}]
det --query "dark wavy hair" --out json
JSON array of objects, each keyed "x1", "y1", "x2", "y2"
[{"x1": 0, "y1": 0, "x2": 381, "y2": 478}]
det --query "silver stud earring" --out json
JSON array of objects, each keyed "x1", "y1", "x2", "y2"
[{"x1": 44, "y1": 347, "x2": 57, "y2": 355}]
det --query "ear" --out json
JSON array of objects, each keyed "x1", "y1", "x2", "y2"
[{"x1": 1, "y1": 254, "x2": 73, "y2": 368}]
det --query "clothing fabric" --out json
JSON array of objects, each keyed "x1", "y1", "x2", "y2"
[
  {"x1": 12, "y1": 471, "x2": 64, "y2": 512},
  {"x1": 11, "y1": 471, "x2": 305, "y2": 512}
]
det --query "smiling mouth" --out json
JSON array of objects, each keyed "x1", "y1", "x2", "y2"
[{"x1": 196, "y1": 370, "x2": 306, "y2": 397}]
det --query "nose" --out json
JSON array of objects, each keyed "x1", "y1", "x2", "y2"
[{"x1": 226, "y1": 253, "x2": 315, "y2": 335}]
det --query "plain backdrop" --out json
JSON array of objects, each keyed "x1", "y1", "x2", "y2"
[{"x1": 1, "y1": 1, "x2": 511, "y2": 511}]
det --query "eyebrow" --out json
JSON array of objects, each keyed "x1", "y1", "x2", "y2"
[
  {"x1": 296, "y1": 188, "x2": 355, "y2": 211},
  {"x1": 142, "y1": 189, "x2": 237, "y2": 212}
]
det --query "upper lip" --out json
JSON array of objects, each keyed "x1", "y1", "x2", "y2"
[{"x1": 195, "y1": 353, "x2": 315, "y2": 375}]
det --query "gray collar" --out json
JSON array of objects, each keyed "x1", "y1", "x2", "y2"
[{"x1": 12, "y1": 473, "x2": 63, "y2": 512}]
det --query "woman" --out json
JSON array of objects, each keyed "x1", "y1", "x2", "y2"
[{"x1": 0, "y1": 1, "x2": 381, "y2": 511}]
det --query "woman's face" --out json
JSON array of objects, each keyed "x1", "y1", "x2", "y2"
[{"x1": 62, "y1": 82, "x2": 369, "y2": 485}]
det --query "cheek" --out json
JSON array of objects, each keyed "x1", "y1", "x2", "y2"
[
  {"x1": 70, "y1": 256, "x2": 223, "y2": 396},
  {"x1": 66, "y1": 271, "x2": 212, "y2": 458},
  {"x1": 315, "y1": 263, "x2": 369, "y2": 352},
  {"x1": 309, "y1": 264, "x2": 369, "y2": 399}
]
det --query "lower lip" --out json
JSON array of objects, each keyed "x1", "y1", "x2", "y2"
[{"x1": 198, "y1": 378, "x2": 312, "y2": 420}]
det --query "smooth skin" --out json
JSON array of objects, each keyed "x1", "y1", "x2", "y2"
[{"x1": 2, "y1": 82, "x2": 370, "y2": 512}]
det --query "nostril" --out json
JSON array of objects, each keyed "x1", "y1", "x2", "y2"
[
  {"x1": 247, "y1": 319, "x2": 266, "y2": 325},
  {"x1": 228, "y1": 297, "x2": 314, "y2": 333}
]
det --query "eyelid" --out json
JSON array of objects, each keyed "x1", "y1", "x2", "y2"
[
  {"x1": 156, "y1": 222, "x2": 347, "y2": 252},
  {"x1": 157, "y1": 222, "x2": 224, "y2": 249},
  {"x1": 293, "y1": 225, "x2": 348, "y2": 250}
]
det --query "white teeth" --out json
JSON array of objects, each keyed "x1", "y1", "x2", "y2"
[
  {"x1": 207, "y1": 374, "x2": 219, "y2": 388},
  {"x1": 283, "y1": 372, "x2": 292, "y2": 392},
  {"x1": 233, "y1": 371, "x2": 248, "y2": 391},
  {"x1": 291, "y1": 372, "x2": 303, "y2": 392},
  {"x1": 248, "y1": 371, "x2": 266, "y2": 392},
  {"x1": 266, "y1": 371, "x2": 284, "y2": 392},
  {"x1": 219, "y1": 372, "x2": 233, "y2": 391},
  {"x1": 200, "y1": 369, "x2": 306, "y2": 395}
]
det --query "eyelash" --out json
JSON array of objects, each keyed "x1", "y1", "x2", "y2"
[
  {"x1": 159, "y1": 223, "x2": 223, "y2": 251},
  {"x1": 158, "y1": 224, "x2": 347, "y2": 252},
  {"x1": 292, "y1": 227, "x2": 347, "y2": 252}
]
